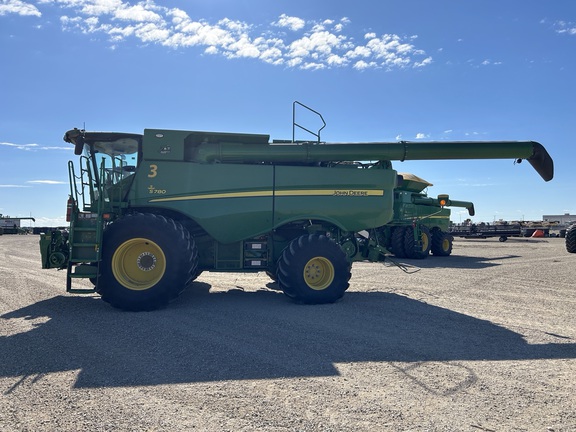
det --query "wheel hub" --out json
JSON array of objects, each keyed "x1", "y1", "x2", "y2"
[
  {"x1": 421, "y1": 233, "x2": 429, "y2": 251},
  {"x1": 112, "y1": 238, "x2": 166, "y2": 291},
  {"x1": 303, "y1": 257, "x2": 335, "y2": 291},
  {"x1": 137, "y1": 252, "x2": 157, "y2": 271}
]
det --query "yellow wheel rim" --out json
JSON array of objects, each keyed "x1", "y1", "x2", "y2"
[
  {"x1": 111, "y1": 238, "x2": 166, "y2": 291},
  {"x1": 442, "y1": 238, "x2": 450, "y2": 251},
  {"x1": 303, "y1": 257, "x2": 334, "y2": 291},
  {"x1": 421, "y1": 233, "x2": 429, "y2": 251}
]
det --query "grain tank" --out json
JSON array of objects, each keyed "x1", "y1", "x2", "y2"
[{"x1": 39, "y1": 105, "x2": 554, "y2": 311}]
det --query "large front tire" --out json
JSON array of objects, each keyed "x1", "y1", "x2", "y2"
[
  {"x1": 277, "y1": 234, "x2": 351, "y2": 304},
  {"x1": 98, "y1": 213, "x2": 197, "y2": 311}
]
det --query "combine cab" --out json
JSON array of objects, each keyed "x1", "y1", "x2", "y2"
[{"x1": 40, "y1": 102, "x2": 554, "y2": 311}]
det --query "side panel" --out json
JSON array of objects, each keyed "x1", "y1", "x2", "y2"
[
  {"x1": 394, "y1": 191, "x2": 451, "y2": 231},
  {"x1": 129, "y1": 162, "x2": 274, "y2": 243},
  {"x1": 273, "y1": 165, "x2": 396, "y2": 232}
]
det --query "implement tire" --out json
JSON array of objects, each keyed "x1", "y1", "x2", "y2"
[
  {"x1": 277, "y1": 234, "x2": 350, "y2": 304},
  {"x1": 566, "y1": 224, "x2": 576, "y2": 253},
  {"x1": 98, "y1": 213, "x2": 197, "y2": 311}
]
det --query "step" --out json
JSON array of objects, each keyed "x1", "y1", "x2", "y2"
[
  {"x1": 73, "y1": 227, "x2": 98, "y2": 232},
  {"x1": 69, "y1": 255, "x2": 99, "y2": 262},
  {"x1": 69, "y1": 271, "x2": 98, "y2": 278},
  {"x1": 66, "y1": 264, "x2": 98, "y2": 294},
  {"x1": 67, "y1": 287, "x2": 97, "y2": 294},
  {"x1": 70, "y1": 264, "x2": 98, "y2": 277},
  {"x1": 72, "y1": 242, "x2": 99, "y2": 248}
]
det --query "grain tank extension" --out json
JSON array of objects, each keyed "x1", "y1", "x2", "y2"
[{"x1": 39, "y1": 106, "x2": 554, "y2": 311}]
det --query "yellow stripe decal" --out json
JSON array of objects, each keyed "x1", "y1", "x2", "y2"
[{"x1": 150, "y1": 189, "x2": 384, "y2": 203}]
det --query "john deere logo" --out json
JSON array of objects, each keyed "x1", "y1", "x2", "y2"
[
  {"x1": 333, "y1": 190, "x2": 369, "y2": 196},
  {"x1": 159, "y1": 146, "x2": 171, "y2": 154}
]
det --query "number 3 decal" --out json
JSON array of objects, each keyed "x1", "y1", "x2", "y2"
[{"x1": 148, "y1": 164, "x2": 158, "y2": 178}]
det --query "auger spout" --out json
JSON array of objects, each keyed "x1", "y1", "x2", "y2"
[{"x1": 191, "y1": 139, "x2": 553, "y2": 181}]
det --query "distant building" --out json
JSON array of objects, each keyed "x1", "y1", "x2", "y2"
[
  {"x1": 542, "y1": 213, "x2": 575, "y2": 225},
  {"x1": 0, "y1": 216, "x2": 25, "y2": 230},
  {"x1": 0, "y1": 215, "x2": 35, "y2": 234}
]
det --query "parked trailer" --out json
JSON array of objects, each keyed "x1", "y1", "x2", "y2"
[{"x1": 450, "y1": 224, "x2": 523, "y2": 242}]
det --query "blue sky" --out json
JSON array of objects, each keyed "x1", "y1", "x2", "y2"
[{"x1": 1, "y1": 0, "x2": 574, "y2": 226}]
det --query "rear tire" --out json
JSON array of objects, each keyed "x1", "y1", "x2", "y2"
[
  {"x1": 431, "y1": 231, "x2": 453, "y2": 256},
  {"x1": 566, "y1": 223, "x2": 576, "y2": 253},
  {"x1": 98, "y1": 213, "x2": 198, "y2": 311},
  {"x1": 277, "y1": 234, "x2": 350, "y2": 304}
]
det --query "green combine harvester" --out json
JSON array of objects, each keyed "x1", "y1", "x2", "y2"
[
  {"x1": 40, "y1": 103, "x2": 554, "y2": 311},
  {"x1": 384, "y1": 173, "x2": 475, "y2": 259}
]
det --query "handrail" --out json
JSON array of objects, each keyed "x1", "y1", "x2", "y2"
[{"x1": 292, "y1": 101, "x2": 326, "y2": 144}]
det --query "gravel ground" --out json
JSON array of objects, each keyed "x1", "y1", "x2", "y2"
[{"x1": 1, "y1": 234, "x2": 575, "y2": 431}]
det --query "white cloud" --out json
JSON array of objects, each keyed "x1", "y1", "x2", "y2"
[
  {"x1": 353, "y1": 60, "x2": 376, "y2": 70},
  {"x1": 224, "y1": 35, "x2": 260, "y2": 59},
  {"x1": 345, "y1": 45, "x2": 372, "y2": 59},
  {"x1": 7, "y1": 2, "x2": 433, "y2": 71},
  {"x1": 273, "y1": 13, "x2": 305, "y2": 31},
  {"x1": 414, "y1": 56, "x2": 433, "y2": 67},
  {"x1": 0, "y1": 141, "x2": 71, "y2": 151},
  {"x1": 135, "y1": 22, "x2": 169, "y2": 43},
  {"x1": 114, "y1": 4, "x2": 162, "y2": 22},
  {"x1": 415, "y1": 133, "x2": 429, "y2": 139},
  {"x1": 326, "y1": 54, "x2": 347, "y2": 66},
  {"x1": 27, "y1": 180, "x2": 68, "y2": 184},
  {"x1": 0, "y1": 141, "x2": 38, "y2": 150},
  {"x1": 0, "y1": 0, "x2": 41, "y2": 17},
  {"x1": 0, "y1": 184, "x2": 31, "y2": 188},
  {"x1": 287, "y1": 30, "x2": 345, "y2": 59},
  {"x1": 552, "y1": 20, "x2": 576, "y2": 36}
]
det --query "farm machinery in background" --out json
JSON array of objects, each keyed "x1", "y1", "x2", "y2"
[
  {"x1": 39, "y1": 102, "x2": 554, "y2": 311},
  {"x1": 450, "y1": 220, "x2": 563, "y2": 242},
  {"x1": 566, "y1": 224, "x2": 576, "y2": 253},
  {"x1": 375, "y1": 172, "x2": 474, "y2": 259}
]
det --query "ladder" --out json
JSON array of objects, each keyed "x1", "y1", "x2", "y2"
[{"x1": 65, "y1": 158, "x2": 105, "y2": 294}]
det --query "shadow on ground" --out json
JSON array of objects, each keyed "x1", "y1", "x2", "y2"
[
  {"x1": 392, "y1": 253, "x2": 522, "y2": 270},
  {"x1": 1, "y1": 284, "x2": 574, "y2": 389}
]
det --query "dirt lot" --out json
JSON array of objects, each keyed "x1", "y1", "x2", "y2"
[{"x1": 0, "y1": 234, "x2": 575, "y2": 431}]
